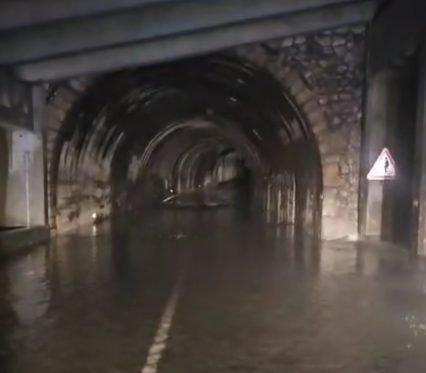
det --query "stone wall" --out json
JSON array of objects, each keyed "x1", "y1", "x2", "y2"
[
  {"x1": 236, "y1": 25, "x2": 365, "y2": 239},
  {"x1": 45, "y1": 26, "x2": 366, "y2": 238},
  {"x1": 44, "y1": 81, "x2": 112, "y2": 232}
]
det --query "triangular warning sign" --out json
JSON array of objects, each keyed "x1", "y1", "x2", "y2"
[{"x1": 367, "y1": 148, "x2": 397, "y2": 180}]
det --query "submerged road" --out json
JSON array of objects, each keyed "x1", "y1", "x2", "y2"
[{"x1": 1, "y1": 209, "x2": 426, "y2": 372}]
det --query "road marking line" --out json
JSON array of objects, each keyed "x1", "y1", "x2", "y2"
[{"x1": 141, "y1": 275, "x2": 183, "y2": 373}]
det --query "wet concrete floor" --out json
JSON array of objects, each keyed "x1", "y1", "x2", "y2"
[{"x1": 1, "y1": 209, "x2": 426, "y2": 372}]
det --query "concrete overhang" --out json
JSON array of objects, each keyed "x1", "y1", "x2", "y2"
[
  {"x1": 369, "y1": 0, "x2": 426, "y2": 74},
  {"x1": 0, "y1": 0, "x2": 379, "y2": 81}
]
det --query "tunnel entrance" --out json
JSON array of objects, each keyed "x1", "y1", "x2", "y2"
[{"x1": 49, "y1": 55, "x2": 323, "y2": 237}]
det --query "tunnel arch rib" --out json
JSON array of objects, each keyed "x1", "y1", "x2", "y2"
[{"x1": 46, "y1": 54, "x2": 327, "y2": 236}]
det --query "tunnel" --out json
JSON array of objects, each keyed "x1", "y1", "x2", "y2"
[
  {"x1": 49, "y1": 55, "x2": 323, "y2": 237},
  {"x1": 4, "y1": 1, "x2": 426, "y2": 371}
]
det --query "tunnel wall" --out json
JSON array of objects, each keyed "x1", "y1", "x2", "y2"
[
  {"x1": 45, "y1": 26, "x2": 365, "y2": 239},
  {"x1": 47, "y1": 83, "x2": 113, "y2": 232},
  {"x1": 44, "y1": 82, "x2": 111, "y2": 231},
  {"x1": 236, "y1": 25, "x2": 365, "y2": 238},
  {"x1": 263, "y1": 138, "x2": 322, "y2": 236},
  {"x1": 55, "y1": 144, "x2": 111, "y2": 232}
]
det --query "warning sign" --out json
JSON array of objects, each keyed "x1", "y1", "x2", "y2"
[{"x1": 367, "y1": 148, "x2": 397, "y2": 181}]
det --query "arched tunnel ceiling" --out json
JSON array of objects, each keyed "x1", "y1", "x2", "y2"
[
  {"x1": 0, "y1": 0, "x2": 378, "y2": 81},
  {"x1": 51, "y1": 55, "x2": 320, "y2": 204},
  {"x1": 135, "y1": 120, "x2": 256, "y2": 179}
]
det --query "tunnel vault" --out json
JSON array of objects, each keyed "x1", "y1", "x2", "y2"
[
  {"x1": 45, "y1": 27, "x2": 365, "y2": 239},
  {"x1": 47, "y1": 55, "x2": 322, "y2": 235}
]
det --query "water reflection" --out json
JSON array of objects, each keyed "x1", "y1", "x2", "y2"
[
  {"x1": 0, "y1": 265, "x2": 16, "y2": 371},
  {"x1": 0, "y1": 209, "x2": 426, "y2": 372}
]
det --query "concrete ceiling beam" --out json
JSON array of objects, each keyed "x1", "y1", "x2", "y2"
[
  {"x1": 0, "y1": 0, "x2": 373, "y2": 64},
  {"x1": 0, "y1": 0, "x2": 179, "y2": 31},
  {"x1": 370, "y1": 0, "x2": 426, "y2": 74},
  {"x1": 13, "y1": 0, "x2": 376, "y2": 82}
]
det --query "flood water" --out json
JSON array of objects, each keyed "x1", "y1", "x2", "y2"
[{"x1": 1, "y1": 209, "x2": 426, "y2": 372}]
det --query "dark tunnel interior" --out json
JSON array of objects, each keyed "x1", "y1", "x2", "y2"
[{"x1": 49, "y1": 55, "x2": 323, "y2": 236}]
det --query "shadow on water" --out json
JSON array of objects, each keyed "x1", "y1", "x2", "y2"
[{"x1": 0, "y1": 261, "x2": 17, "y2": 372}]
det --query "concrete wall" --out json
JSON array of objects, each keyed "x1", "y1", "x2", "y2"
[
  {"x1": 360, "y1": 70, "x2": 390, "y2": 237},
  {"x1": 0, "y1": 127, "x2": 45, "y2": 228},
  {"x1": 361, "y1": 57, "x2": 422, "y2": 250},
  {"x1": 413, "y1": 38, "x2": 426, "y2": 254},
  {"x1": 371, "y1": 67, "x2": 417, "y2": 245},
  {"x1": 4, "y1": 130, "x2": 45, "y2": 227}
]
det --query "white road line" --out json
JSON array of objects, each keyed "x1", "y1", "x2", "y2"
[{"x1": 141, "y1": 274, "x2": 184, "y2": 373}]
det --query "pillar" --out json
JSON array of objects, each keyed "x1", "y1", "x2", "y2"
[
  {"x1": 2, "y1": 86, "x2": 46, "y2": 228},
  {"x1": 360, "y1": 66, "x2": 418, "y2": 244},
  {"x1": 359, "y1": 69, "x2": 391, "y2": 238},
  {"x1": 5, "y1": 130, "x2": 45, "y2": 227},
  {"x1": 412, "y1": 36, "x2": 426, "y2": 254}
]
